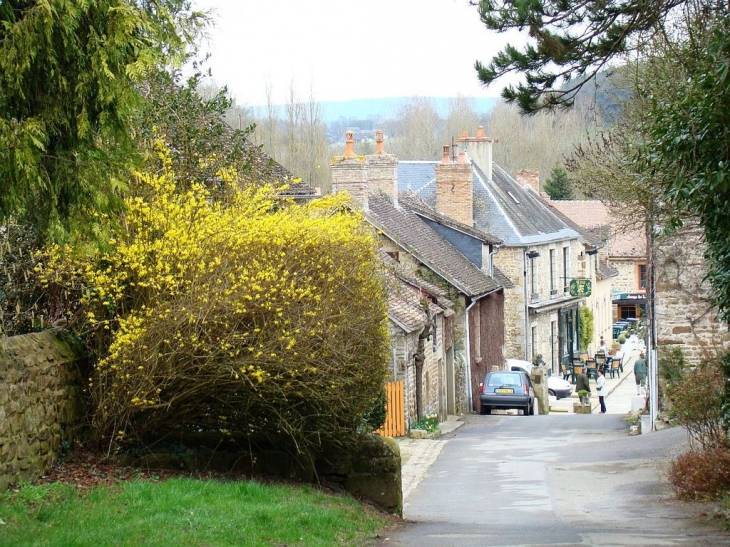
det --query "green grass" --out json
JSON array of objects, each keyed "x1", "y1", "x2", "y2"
[{"x1": 0, "y1": 478, "x2": 391, "y2": 546}]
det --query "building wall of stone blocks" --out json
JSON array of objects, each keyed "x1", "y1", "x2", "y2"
[
  {"x1": 495, "y1": 247, "x2": 526, "y2": 359},
  {"x1": 495, "y1": 239, "x2": 586, "y2": 364},
  {"x1": 611, "y1": 259, "x2": 643, "y2": 294},
  {"x1": 366, "y1": 154, "x2": 398, "y2": 198},
  {"x1": 389, "y1": 312, "x2": 447, "y2": 427},
  {"x1": 655, "y1": 223, "x2": 729, "y2": 364},
  {"x1": 330, "y1": 156, "x2": 368, "y2": 206},
  {"x1": 0, "y1": 331, "x2": 83, "y2": 491}
]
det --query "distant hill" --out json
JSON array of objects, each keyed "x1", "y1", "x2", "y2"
[{"x1": 248, "y1": 96, "x2": 499, "y2": 125}]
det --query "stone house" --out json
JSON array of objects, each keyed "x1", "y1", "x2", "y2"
[
  {"x1": 383, "y1": 257, "x2": 452, "y2": 423},
  {"x1": 398, "y1": 128, "x2": 598, "y2": 374},
  {"x1": 542, "y1": 199, "x2": 617, "y2": 352},
  {"x1": 331, "y1": 131, "x2": 508, "y2": 416},
  {"x1": 547, "y1": 200, "x2": 647, "y2": 325}
]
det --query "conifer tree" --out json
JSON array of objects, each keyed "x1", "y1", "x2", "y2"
[{"x1": 544, "y1": 166, "x2": 575, "y2": 201}]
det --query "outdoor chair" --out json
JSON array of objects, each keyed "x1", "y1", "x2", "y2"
[{"x1": 609, "y1": 359, "x2": 621, "y2": 379}]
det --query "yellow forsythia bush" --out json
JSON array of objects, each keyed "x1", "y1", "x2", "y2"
[{"x1": 38, "y1": 147, "x2": 390, "y2": 454}]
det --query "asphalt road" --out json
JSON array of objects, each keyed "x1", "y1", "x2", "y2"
[{"x1": 381, "y1": 413, "x2": 730, "y2": 546}]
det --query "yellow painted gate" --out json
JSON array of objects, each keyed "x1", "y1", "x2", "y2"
[{"x1": 375, "y1": 380, "x2": 406, "y2": 437}]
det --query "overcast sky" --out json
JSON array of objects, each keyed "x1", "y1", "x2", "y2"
[{"x1": 191, "y1": 0, "x2": 525, "y2": 107}]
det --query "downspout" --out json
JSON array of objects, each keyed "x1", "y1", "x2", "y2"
[
  {"x1": 464, "y1": 298, "x2": 479, "y2": 412},
  {"x1": 523, "y1": 248, "x2": 530, "y2": 361}
]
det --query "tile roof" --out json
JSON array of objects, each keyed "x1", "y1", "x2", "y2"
[
  {"x1": 381, "y1": 254, "x2": 451, "y2": 333},
  {"x1": 546, "y1": 199, "x2": 646, "y2": 258},
  {"x1": 366, "y1": 193, "x2": 503, "y2": 298}
]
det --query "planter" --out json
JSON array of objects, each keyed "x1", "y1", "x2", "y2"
[{"x1": 573, "y1": 403, "x2": 592, "y2": 414}]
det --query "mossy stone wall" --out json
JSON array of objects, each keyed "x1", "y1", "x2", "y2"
[{"x1": 0, "y1": 331, "x2": 83, "y2": 491}]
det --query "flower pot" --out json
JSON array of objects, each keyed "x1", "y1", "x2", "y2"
[{"x1": 573, "y1": 403, "x2": 592, "y2": 414}]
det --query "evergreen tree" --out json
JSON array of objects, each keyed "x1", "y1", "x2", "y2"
[
  {"x1": 544, "y1": 166, "x2": 575, "y2": 200},
  {"x1": 0, "y1": 0, "x2": 203, "y2": 241}
]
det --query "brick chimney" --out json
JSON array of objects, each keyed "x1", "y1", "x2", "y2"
[
  {"x1": 366, "y1": 129, "x2": 398, "y2": 206},
  {"x1": 516, "y1": 169, "x2": 540, "y2": 193},
  {"x1": 456, "y1": 126, "x2": 495, "y2": 181},
  {"x1": 436, "y1": 145, "x2": 473, "y2": 226},
  {"x1": 331, "y1": 130, "x2": 368, "y2": 209}
]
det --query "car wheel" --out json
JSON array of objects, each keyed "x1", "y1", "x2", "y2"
[
  {"x1": 529, "y1": 401, "x2": 536, "y2": 415},
  {"x1": 523, "y1": 404, "x2": 530, "y2": 416},
  {"x1": 479, "y1": 404, "x2": 490, "y2": 415},
  {"x1": 548, "y1": 389, "x2": 556, "y2": 398}
]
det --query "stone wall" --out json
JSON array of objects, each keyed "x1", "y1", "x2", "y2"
[
  {"x1": 611, "y1": 259, "x2": 641, "y2": 293},
  {"x1": 655, "y1": 222, "x2": 729, "y2": 363},
  {"x1": 0, "y1": 331, "x2": 83, "y2": 491}
]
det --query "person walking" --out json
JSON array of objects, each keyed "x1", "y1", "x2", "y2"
[
  {"x1": 596, "y1": 367, "x2": 607, "y2": 413},
  {"x1": 575, "y1": 369, "x2": 591, "y2": 404},
  {"x1": 634, "y1": 352, "x2": 648, "y2": 395}
]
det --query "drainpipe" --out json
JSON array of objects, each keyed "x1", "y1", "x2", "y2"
[
  {"x1": 523, "y1": 248, "x2": 530, "y2": 362},
  {"x1": 464, "y1": 298, "x2": 478, "y2": 412}
]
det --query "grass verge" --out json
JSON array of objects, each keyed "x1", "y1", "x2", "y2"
[{"x1": 0, "y1": 478, "x2": 392, "y2": 546}]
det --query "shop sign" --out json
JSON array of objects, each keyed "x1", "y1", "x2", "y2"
[{"x1": 569, "y1": 278, "x2": 592, "y2": 297}]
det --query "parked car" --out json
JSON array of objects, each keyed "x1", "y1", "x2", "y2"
[
  {"x1": 506, "y1": 359, "x2": 573, "y2": 400},
  {"x1": 479, "y1": 370, "x2": 535, "y2": 416}
]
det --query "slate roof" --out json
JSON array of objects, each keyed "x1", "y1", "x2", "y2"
[
  {"x1": 547, "y1": 199, "x2": 646, "y2": 258},
  {"x1": 365, "y1": 193, "x2": 502, "y2": 298},
  {"x1": 397, "y1": 161, "x2": 582, "y2": 246},
  {"x1": 398, "y1": 192, "x2": 502, "y2": 246}
]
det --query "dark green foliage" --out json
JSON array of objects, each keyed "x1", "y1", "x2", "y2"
[
  {"x1": 578, "y1": 306, "x2": 594, "y2": 351},
  {"x1": 638, "y1": 19, "x2": 730, "y2": 320},
  {"x1": 360, "y1": 388, "x2": 387, "y2": 433},
  {"x1": 544, "y1": 166, "x2": 575, "y2": 200},
  {"x1": 137, "y1": 68, "x2": 262, "y2": 197},
  {"x1": 721, "y1": 352, "x2": 730, "y2": 435},
  {"x1": 474, "y1": 0, "x2": 685, "y2": 113},
  {"x1": 659, "y1": 346, "x2": 688, "y2": 383},
  {"x1": 0, "y1": 0, "x2": 202, "y2": 242}
]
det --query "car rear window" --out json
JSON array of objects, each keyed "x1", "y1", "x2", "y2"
[{"x1": 488, "y1": 373, "x2": 522, "y2": 386}]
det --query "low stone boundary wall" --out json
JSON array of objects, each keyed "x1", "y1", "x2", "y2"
[
  {"x1": 0, "y1": 332, "x2": 403, "y2": 515},
  {"x1": 0, "y1": 331, "x2": 83, "y2": 491}
]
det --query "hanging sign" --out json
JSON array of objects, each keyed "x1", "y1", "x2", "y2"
[{"x1": 569, "y1": 278, "x2": 592, "y2": 297}]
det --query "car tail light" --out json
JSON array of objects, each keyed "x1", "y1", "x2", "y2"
[
  {"x1": 523, "y1": 385, "x2": 529, "y2": 395},
  {"x1": 479, "y1": 382, "x2": 485, "y2": 394}
]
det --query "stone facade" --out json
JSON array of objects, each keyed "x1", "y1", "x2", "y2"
[
  {"x1": 389, "y1": 311, "x2": 448, "y2": 425},
  {"x1": 655, "y1": 222, "x2": 729, "y2": 363},
  {"x1": 612, "y1": 259, "x2": 644, "y2": 294},
  {"x1": 0, "y1": 331, "x2": 83, "y2": 491},
  {"x1": 495, "y1": 239, "x2": 587, "y2": 371}
]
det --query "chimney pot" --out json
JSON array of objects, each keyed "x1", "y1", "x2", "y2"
[
  {"x1": 461, "y1": 130, "x2": 468, "y2": 138},
  {"x1": 476, "y1": 126, "x2": 486, "y2": 138},
  {"x1": 344, "y1": 130, "x2": 355, "y2": 157},
  {"x1": 458, "y1": 150, "x2": 468, "y2": 164},
  {"x1": 442, "y1": 145, "x2": 451, "y2": 163},
  {"x1": 375, "y1": 130, "x2": 384, "y2": 154}
]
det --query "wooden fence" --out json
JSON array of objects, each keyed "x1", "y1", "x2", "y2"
[{"x1": 375, "y1": 380, "x2": 406, "y2": 437}]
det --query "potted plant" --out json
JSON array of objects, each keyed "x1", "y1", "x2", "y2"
[
  {"x1": 574, "y1": 389, "x2": 592, "y2": 413},
  {"x1": 609, "y1": 340, "x2": 620, "y2": 356}
]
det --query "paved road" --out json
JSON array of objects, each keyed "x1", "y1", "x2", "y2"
[{"x1": 384, "y1": 412, "x2": 730, "y2": 546}]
